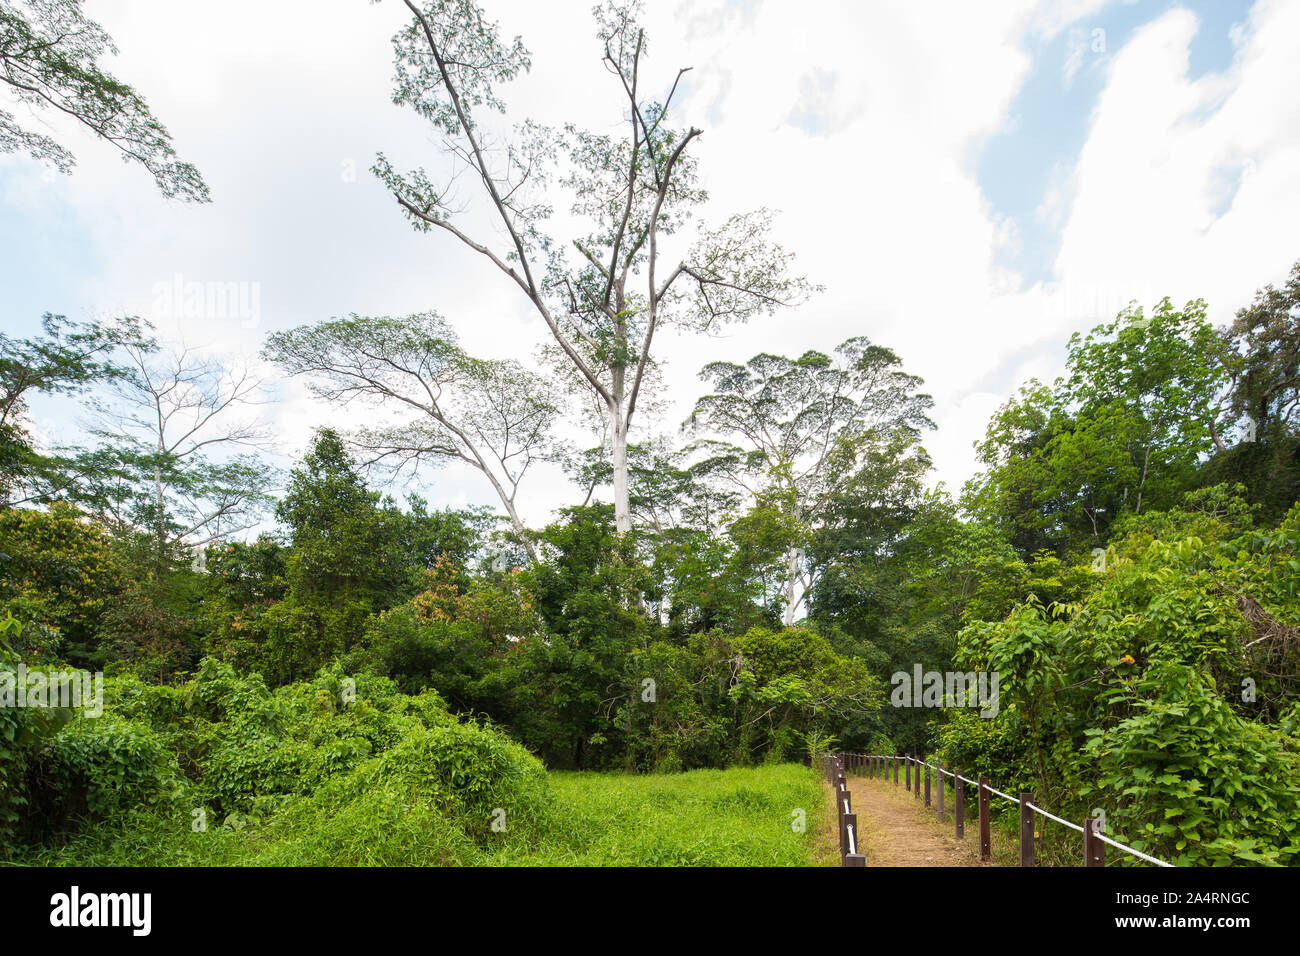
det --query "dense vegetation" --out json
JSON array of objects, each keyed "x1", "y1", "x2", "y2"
[{"x1": 3, "y1": 0, "x2": 1299, "y2": 867}]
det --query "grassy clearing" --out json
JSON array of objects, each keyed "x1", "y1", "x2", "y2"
[
  {"x1": 7, "y1": 763, "x2": 826, "y2": 868},
  {"x1": 489, "y1": 764, "x2": 826, "y2": 866}
]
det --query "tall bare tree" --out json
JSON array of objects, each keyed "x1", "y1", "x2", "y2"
[
  {"x1": 264, "y1": 313, "x2": 562, "y2": 561},
  {"x1": 83, "y1": 342, "x2": 274, "y2": 571},
  {"x1": 372, "y1": 0, "x2": 815, "y2": 534}
]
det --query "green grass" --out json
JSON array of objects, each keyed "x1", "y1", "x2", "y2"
[
  {"x1": 6, "y1": 763, "x2": 827, "y2": 867},
  {"x1": 488, "y1": 764, "x2": 825, "y2": 866}
]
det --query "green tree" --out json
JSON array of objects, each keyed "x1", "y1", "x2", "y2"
[
  {"x1": 965, "y1": 299, "x2": 1227, "y2": 555},
  {"x1": 1, "y1": 0, "x2": 208, "y2": 200},
  {"x1": 1201, "y1": 259, "x2": 1300, "y2": 518},
  {"x1": 0, "y1": 312, "x2": 151, "y2": 506},
  {"x1": 0, "y1": 501, "x2": 126, "y2": 664},
  {"x1": 687, "y1": 336, "x2": 934, "y2": 623}
]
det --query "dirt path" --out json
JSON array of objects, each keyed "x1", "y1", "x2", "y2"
[{"x1": 843, "y1": 775, "x2": 992, "y2": 867}]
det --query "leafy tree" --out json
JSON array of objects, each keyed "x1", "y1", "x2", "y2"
[
  {"x1": 508, "y1": 503, "x2": 650, "y2": 767},
  {"x1": 1219, "y1": 259, "x2": 1300, "y2": 443},
  {"x1": 0, "y1": 501, "x2": 126, "y2": 665},
  {"x1": 371, "y1": 0, "x2": 814, "y2": 533},
  {"x1": 277, "y1": 428, "x2": 405, "y2": 609},
  {"x1": 0, "y1": 0, "x2": 208, "y2": 199},
  {"x1": 1202, "y1": 260, "x2": 1300, "y2": 517},
  {"x1": 726, "y1": 625, "x2": 881, "y2": 763},
  {"x1": 0, "y1": 313, "x2": 151, "y2": 506},
  {"x1": 965, "y1": 299, "x2": 1227, "y2": 555},
  {"x1": 687, "y1": 336, "x2": 934, "y2": 623}
]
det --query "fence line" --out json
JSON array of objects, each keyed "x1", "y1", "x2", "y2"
[{"x1": 821, "y1": 752, "x2": 1172, "y2": 868}]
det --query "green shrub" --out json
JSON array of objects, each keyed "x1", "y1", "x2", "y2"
[{"x1": 26, "y1": 713, "x2": 185, "y2": 835}]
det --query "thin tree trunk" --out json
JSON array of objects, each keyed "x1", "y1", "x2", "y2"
[
  {"x1": 782, "y1": 546, "x2": 800, "y2": 626},
  {"x1": 154, "y1": 445, "x2": 165, "y2": 577},
  {"x1": 612, "y1": 416, "x2": 631, "y2": 534}
]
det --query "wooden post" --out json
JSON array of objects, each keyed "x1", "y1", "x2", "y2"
[
  {"x1": 924, "y1": 761, "x2": 931, "y2": 808},
  {"x1": 979, "y1": 775, "x2": 991, "y2": 862},
  {"x1": 840, "y1": 788, "x2": 854, "y2": 853},
  {"x1": 1019, "y1": 792, "x2": 1035, "y2": 867},
  {"x1": 905, "y1": 756, "x2": 911, "y2": 792},
  {"x1": 936, "y1": 759, "x2": 945, "y2": 821},
  {"x1": 1085, "y1": 815, "x2": 1106, "y2": 867},
  {"x1": 894, "y1": 755, "x2": 899, "y2": 786},
  {"x1": 954, "y1": 771, "x2": 965, "y2": 838},
  {"x1": 843, "y1": 809, "x2": 864, "y2": 867},
  {"x1": 915, "y1": 757, "x2": 921, "y2": 801},
  {"x1": 842, "y1": 811, "x2": 857, "y2": 860}
]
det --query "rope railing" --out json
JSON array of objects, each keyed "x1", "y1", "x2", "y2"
[{"x1": 821, "y1": 751, "x2": 1174, "y2": 868}]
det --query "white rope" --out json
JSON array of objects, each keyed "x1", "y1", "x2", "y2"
[
  {"x1": 1094, "y1": 831, "x2": 1174, "y2": 867},
  {"x1": 1025, "y1": 802, "x2": 1087, "y2": 834},
  {"x1": 985, "y1": 783, "x2": 1020, "y2": 805}
]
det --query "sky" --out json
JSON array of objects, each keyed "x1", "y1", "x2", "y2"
[{"x1": 3, "y1": 0, "x2": 1298, "y2": 530}]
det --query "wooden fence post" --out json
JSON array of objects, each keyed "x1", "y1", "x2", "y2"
[
  {"x1": 924, "y1": 761, "x2": 931, "y2": 808},
  {"x1": 915, "y1": 757, "x2": 921, "y2": 801},
  {"x1": 954, "y1": 771, "x2": 964, "y2": 838},
  {"x1": 843, "y1": 811, "x2": 864, "y2": 866},
  {"x1": 936, "y1": 759, "x2": 945, "y2": 821},
  {"x1": 905, "y1": 755, "x2": 911, "y2": 792},
  {"x1": 894, "y1": 755, "x2": 899, "y2": 786},
  {"x1": 1019, "y1": 792, "x2": 1035, "y2": 867},
  {"x1": 838, "y1": 786, "x2": 853, "y2": 855},
  {"x1": 1085, "y1": 815, "x2": 1106, "y2": 867},
  {"x1": 978, "y1": 775, "x2": 991, "y2": 862}
]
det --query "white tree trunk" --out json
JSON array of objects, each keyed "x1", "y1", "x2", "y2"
[
  {"x1": 610, "y1": 403, "x2": 631, "y2": 535},
  {"x1": 782, "y1": 546, "x2": 800, "y2": 626}
]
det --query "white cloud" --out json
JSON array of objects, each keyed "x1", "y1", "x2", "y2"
[
  {"x1": 6, "y1": 0, "x2": 1299, "y2": 529},
  {"x1": 1054, "y1": 0, "x2": 1300, "y2": 327}
]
